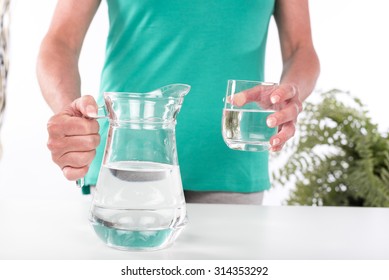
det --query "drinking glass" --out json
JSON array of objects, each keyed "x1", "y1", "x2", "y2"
[{"x1": 222, "y1": 80, "x2": 279, "y2": 152}]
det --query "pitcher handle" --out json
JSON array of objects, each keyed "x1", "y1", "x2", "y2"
[
  {"x1": 76, "y1": 178, "x2": 85, "y2": 188},
  {"x1": 76, "y1": 105, "x2": 107, "y2": 191},
  {"x1": 87, "y1": 105, "x2": 107, "y2": 119}
]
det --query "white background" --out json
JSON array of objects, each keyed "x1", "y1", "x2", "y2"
[{"x1": 0, "y1": 0, "x2": 388, "y2": 204}]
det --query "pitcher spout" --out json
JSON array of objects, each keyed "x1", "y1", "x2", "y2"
[
  {"x1": 147, "y1": 84, "x2": 191, "y2": 99},
  {"x1": 102, "y1": 83, "x2": 190, "y2": 125}
]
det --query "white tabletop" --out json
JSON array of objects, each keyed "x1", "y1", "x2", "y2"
[{"x1": 1, "y1": 198, "x2": 388, "y2": 260}]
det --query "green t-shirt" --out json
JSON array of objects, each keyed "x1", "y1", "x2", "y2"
[{"x1": 84, "y1": 0, "x2": 276, "y2": 193}]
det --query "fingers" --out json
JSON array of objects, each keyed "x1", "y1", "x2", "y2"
[
  {"x1": 230, "y1": 83, "x2": 301, "y2": 109},
  {"x1": 266, "y1": 84, "x2": 302, "y2": 152},
  {"x1": 62, "y1": 166, "x2": 91, "y2": 181},
  {"x1": 62, "y1": 95, "x2": 99, "y2": 118},
  {"x1": 48, "y1": 134, "x2": 100, "y2": 157},
  {"x1": 48, "y1": 133, "x2": 100, "y2": 180},
  {"x1": 47, "y1": 132, "x2": 100, "y2": 180},
  {"x1": 269, "y1": 121, "x2": 296, "y2": 152},
  {"x1": 57, "y1": 150, "x2": 97, "y2": 170},
  {"x1": 47, "y1": 112, "x2": 100, "y2": 138},
  {"x1": 266, "y1": 101, "x2": 300, "y2": 129},
  {"x1": 270, "y1": 84, "x2": 298, "y2": 105},
  {"x1": 47, "y1": 95, "x2": 101, "y2": 181},
  {"x1": 74, "y1": 95, "x2": 98, "y2": 118},
  {"x1": 230, "y1": 84, "x2": 276, "y2": 107},
  {"x1": 227, "y1": 82, "x2": 303, "y2": 153},
  {"x1": 266, "y1": 101, "x2": 299, "y2": 152}
]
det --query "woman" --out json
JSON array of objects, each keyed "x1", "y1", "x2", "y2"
[{"x1": 37, "y1": 0, "x2": 320, "y2": 204}]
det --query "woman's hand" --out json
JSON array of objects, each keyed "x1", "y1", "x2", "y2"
[
  {"x1": 46, "y1": 95, "x2": 100, "y2": 180},
  {"x1": 265, "y1": 83, "x2": 302, "y2": 151},
  {"x1": 231, "y1": 83, "x2": 302, "y2": 152}
]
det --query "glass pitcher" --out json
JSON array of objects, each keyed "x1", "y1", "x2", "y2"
[{"x1": 89, "y1": 84, "x2": 190, "y2": 251}]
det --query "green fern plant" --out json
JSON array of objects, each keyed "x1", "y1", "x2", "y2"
[{"x1": 272, "y1": 89, "x2": 389, "y2": 207}]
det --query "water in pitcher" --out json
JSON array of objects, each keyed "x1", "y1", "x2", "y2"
[
  {"x1": 90, "y1": 161, "x2": 187, "y2": 250},
  {"x1": 222, "y1": 108, "x2": 277, "y2": 152}
]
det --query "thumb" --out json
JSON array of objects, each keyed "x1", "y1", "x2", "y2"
[{"x1": 71, "y1": 95, "x2": 98, "y2": 118}]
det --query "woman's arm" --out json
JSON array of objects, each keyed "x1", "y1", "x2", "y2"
[
  {"x1": 36, "y1": 0, "x2": 102, "y2": 181},
  {"x1": 37, "y1": 0, "x2": 101, "y2": 113},
  {"x1": 269, "y1": 0, "x2": 320, "y2": 151},
  {"x1": 274, "y1": 0, "x2": 320, "y2": 102}
]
